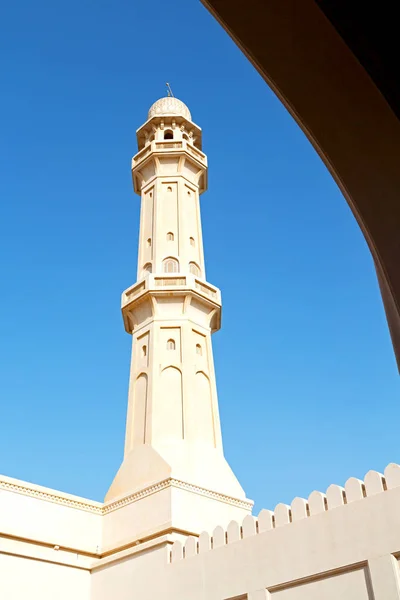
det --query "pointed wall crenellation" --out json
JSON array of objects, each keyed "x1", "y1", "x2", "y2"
[{"x1": 169, "y1": 462, "x2": 400, "y2": 563}]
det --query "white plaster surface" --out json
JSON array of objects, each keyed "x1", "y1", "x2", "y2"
[
  {"x1": 2, "y1": 463, "x2": 400, "y2": 600},
  {"x1": 271, "y1": 569, "x2": 371, "y2": 599},
  {"x1": 0, "y1": 475, "x2": 102, "y2": 553},
  {"x1": 1, "y1": 553, "x2": 90, "y2": 600}
]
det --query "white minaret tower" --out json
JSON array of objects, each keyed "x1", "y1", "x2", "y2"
[{"x1": 106, "y1": 95, "x2": 252, "y2": 541}]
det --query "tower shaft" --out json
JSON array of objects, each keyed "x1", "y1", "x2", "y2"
[{"x1": 105, "y1": 97, "x2": 252, "y2": 542}]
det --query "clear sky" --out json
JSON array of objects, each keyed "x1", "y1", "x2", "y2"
[{"x1": 0, "y1": 0, "x2": 399, "y2": 513}]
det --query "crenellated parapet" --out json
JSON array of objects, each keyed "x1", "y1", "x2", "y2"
[{"x1": 170, "y1": 462, "x2": 400, "y2": 562}]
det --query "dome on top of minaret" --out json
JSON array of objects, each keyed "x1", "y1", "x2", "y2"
[{"x1": 148, "y1": 97, "x2": 191, "y2": 121}]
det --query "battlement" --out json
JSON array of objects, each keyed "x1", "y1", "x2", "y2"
[{"x1": 170, "y1": 462, "x2": 400, "y2": 562}]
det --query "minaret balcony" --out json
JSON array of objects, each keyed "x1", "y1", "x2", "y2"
[
  {"x1": 131, "y1": 138, "x2": 208, "y2": 193},
  {"x1": 121, "y1": 274, "x2": 221, "y2": 334},
  {"x1": 131, "y1": 139, "x2": 207, "y2": 171}
]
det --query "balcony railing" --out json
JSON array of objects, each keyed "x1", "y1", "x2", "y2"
[
  {"x1": 122, "y1": 274, "x2": 220, "y2": 308},
  {"x1": 154, "y1": 141, "x2": 183, "y2": 150},
  {"x1": 134, "y1": 145, "x2": 152, "y2": 162},
  {"x1": 194, "y1": 279, "x2": 217, "y2": 299},
  {"x1": 154, "y1": 276, "x2": 186, "y2": 287}
]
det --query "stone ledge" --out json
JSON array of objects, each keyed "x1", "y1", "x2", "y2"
[{"x1": 0, "y1": 474, "x2": 253, "y2": 516}]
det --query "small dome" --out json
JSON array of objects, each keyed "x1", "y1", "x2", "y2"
[{"x1": 148, "y1": 97, "x2": 191, "y2": 121}]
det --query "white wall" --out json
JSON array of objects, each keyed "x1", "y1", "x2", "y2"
[
  {"x1": 1, "y1": 554, "x2": 90, "y2": 600},
  {"x1": 0, "y1": 475, "x2": 99, "y2": 600},
  {"x1": 4, "y1": 464, "x2": 400, "y2": 600},
  {"x1": 0, "y1": 475, "x2": 102, "y2": 553},
  {"x1": 92, "y1": 464, "x2": 400, "y2": 600}
]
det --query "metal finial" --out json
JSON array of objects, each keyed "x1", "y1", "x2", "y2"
[{"x1": 166, "y1": 82, "x2": 174, "y2": 97}]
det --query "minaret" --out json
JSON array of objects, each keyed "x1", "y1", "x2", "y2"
[{"x1": 105, "y1": 96, "x2": 252, "y2": 541}]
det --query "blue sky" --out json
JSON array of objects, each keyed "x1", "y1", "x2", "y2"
[{"x1": 0, "y1": 0, "x2": 398, "y2": 513}]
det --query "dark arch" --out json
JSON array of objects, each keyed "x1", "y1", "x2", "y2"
[{"x1": 201, "y1": 0, "x2": 400, "y2": 371}]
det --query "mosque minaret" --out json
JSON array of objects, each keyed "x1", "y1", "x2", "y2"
[{"x1": 106, "y1": 95, "x2": 252, "y2": 538}]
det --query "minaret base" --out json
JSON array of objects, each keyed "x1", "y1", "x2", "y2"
[
  {"x1": 106, "y1": 443, "x2": 246, "y2": 501},
  {"x1": 103, "y1": 444, "x2": 253, "y2": 549},
  {"x1": 102, "y1": 473, "x2": 253, "y2": 552}
]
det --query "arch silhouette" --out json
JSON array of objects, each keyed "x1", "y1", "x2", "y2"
[{"x1": 201, "y1": 0, "x2": 400, "y2": 371}]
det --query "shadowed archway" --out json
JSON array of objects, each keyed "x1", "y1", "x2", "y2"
[{"x1": 201, "y1": 0, "x2": 400, "y2": 371}]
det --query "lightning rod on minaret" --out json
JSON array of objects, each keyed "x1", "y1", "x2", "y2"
[{"x1": 166, "y1": 82, "x2": 174, "y2": 97}]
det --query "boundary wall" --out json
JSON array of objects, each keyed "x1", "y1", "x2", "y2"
[{"x1": 3, "y1": 463, "x2": 400, "y2": 600}]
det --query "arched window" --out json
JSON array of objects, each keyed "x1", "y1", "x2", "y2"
[
  {"x1": 163, "y1": 258, "x2": 179, "y2": 273},
  {"x1": 143, "y1": 263, "x2": 152, "y2": 275},
  {"x1": 142, "y1": 345, "x2": 147, "y2": 357},
  {"x1": 189, "y1": 237, "x2": 195, "y2": 247},
  {"x1": 164, "y1": 130, "x2": 173, "y2": 140},
  {"x1": 167, "y1": 339, "x2": 176, "y2": 350},
  {"x1": 182, "y1": 133, "x2": 189, "y2": 141},
  {"x1": 189, "y1": 262, "x2": 201, "y2": 277},
  {"x1": 167, "y1": 232, "x2": 174, "y2": 241},
  {"x1": 147, "y1": 238, "x2": 151, "y2": 247},
  {"x1": 196, "y1": 343, "x2": 202, "y2": 356}
]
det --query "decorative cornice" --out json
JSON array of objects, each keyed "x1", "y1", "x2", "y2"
[
  {"x1": 103, "y1": 478, "x2": 253, "y2": 514},
  {"x1": 170, "y1": 479, "x2": 254, "y2": 510},
  {"x1": 0, "y1": 475, "x2": 253, "y2": 515},
  {"x1": 103, "y1": 480, "x2": 171, "y2": 514},
  {"x1": 0, "y1": 477, "x2": 103, "y2": 515}
]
